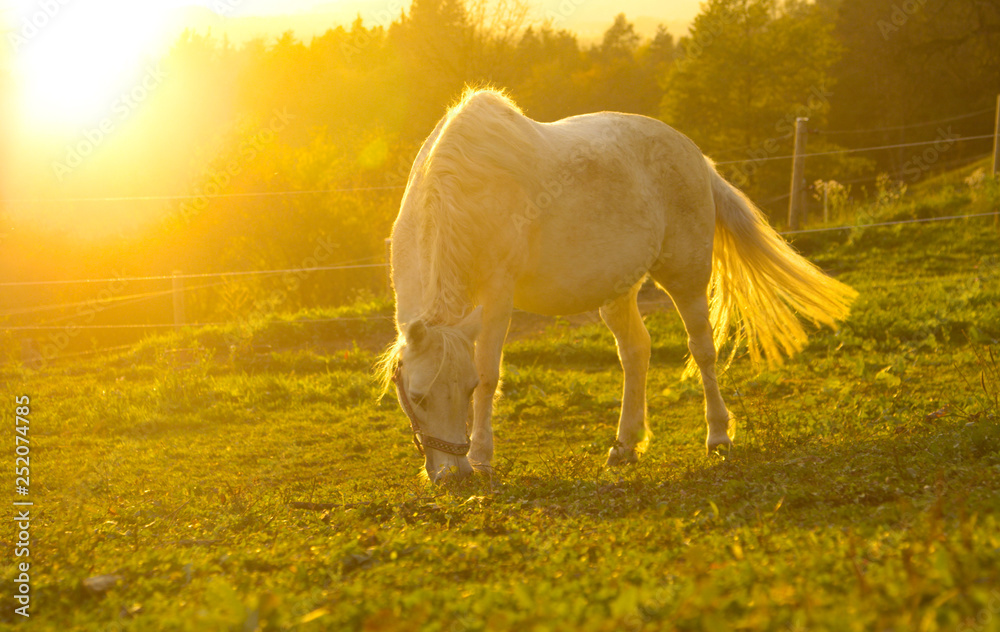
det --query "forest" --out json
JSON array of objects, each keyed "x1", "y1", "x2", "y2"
[{"x1": 1, "y1": 0, "x2": 999, "y2": 350}]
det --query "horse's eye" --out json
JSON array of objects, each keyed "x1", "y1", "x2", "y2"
[{"x1": 411, "y1": 393, "x2": 426, "y2": 405}]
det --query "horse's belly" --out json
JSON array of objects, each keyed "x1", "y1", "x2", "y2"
[
  {"x1": 512, "y1": 234, "x2": 658, "y2": 315},
  {"x1": 513, "y1": 281, "x2": 613, "y2": 315}
]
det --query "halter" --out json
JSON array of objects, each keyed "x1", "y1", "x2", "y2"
[{"x1": 392, "y1": 363, "x2": 471, "y2": 457}]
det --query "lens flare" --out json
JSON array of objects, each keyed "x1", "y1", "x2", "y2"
[{"x1": 7, "y1": 0, "x2": 175, "y2": 128}]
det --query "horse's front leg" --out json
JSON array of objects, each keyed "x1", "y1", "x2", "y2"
[{"x1": 468, "y1": 297, "x2": 513, "y2": 471}]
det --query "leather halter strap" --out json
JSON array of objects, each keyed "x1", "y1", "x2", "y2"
[{"x1": 392, "y1": 363, "x2": 471, "y2": 457}]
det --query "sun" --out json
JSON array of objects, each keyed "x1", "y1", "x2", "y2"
[{"x1": 6, "y1": 0, "x2": 177, "y2": 129}]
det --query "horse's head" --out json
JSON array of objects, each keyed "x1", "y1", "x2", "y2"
[{"x1": 390, "y1": 307, "x2": 481, "y2": 482}]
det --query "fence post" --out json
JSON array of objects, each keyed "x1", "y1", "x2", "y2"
[
  {"x1": 992, "y1": 93, "x2": 999, "y2": 177},
  {"x1": 788, "y1": 117, "x2": 809, "y2": 231},
  {"x1": 172, "y1": 271, "x2": 185, "y2": 327},
  {"x1": 991, "y1": 94, "x2": 1000, "y2": 231},
  {"x1": 384, "y1": 238, "x2": 393, "y2": 296},
  {"x1": 823, "y1": 185, "x2": 829, "y2": 224}
]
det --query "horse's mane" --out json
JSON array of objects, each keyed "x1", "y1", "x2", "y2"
[
  {"x1": 413, "y1": 87, "x2": 545, "y2": 324},
  {"x1": 376, "y1": 87, "x2": 545, "y2": 396}
]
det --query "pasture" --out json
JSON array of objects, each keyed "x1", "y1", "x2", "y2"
[{"x1": 3, "y1": 182, "x2": 1000, "y2": 631}]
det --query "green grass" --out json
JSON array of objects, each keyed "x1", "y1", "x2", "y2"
[{"x1": 3, "y1": 187, "x2": 1000, "y2": 631}]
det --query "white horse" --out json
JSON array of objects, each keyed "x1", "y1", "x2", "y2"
[{"x1": 378, "y1": 88, "x2": 856, "y2": 482}]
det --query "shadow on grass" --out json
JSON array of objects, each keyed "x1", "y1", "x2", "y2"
[{"x1": 381, "y1": 414, "x2": 1000, "y2": 534}]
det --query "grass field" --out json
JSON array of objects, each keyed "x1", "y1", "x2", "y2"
[{"x1": 3, "y1": 176, "x2": 1000, "y2": 631}]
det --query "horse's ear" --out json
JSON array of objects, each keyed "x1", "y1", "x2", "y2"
[
  {"x1": 405, "y1": 320, "x2": 428, "y2": 349},
  {"x1": 457, "y1": 306, "x2": 483, "y2": 341}
]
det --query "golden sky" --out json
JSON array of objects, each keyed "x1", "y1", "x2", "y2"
[
  {"x1": 3, "y1": 0, "x2": 696, "y2": 129},
  {"x1": 1, "y1": 0, "x2": 699, "y2": 235}
]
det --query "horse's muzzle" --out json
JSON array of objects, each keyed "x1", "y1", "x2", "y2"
[{"x1": 425, "y1": 453, "x2": 473, "y2": 483}]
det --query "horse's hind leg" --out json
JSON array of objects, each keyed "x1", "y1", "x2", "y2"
[
  {"x1": 653, "y1": 273, "x2": 732, "y2": 453},
  {"x1": 600, "y1": 282, "x2": 652, "y2": 466}
]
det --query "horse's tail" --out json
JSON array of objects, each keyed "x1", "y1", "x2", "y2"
[{"x1": 696, "y1": 163, "x2": 857, "y2": 377}]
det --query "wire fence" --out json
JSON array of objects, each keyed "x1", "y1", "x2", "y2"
[
  {"x1": 779, "y1": 210, "x2": 1000, "y2": 235},
  {"x1": 713, "y1": 133, "x2": 996, "y2": 166},
  {"x1": 0, "y1": 259, "x2": 388, "y2": 288},
  {"x1": 2, "y1": 316, "x2": 393, "y2": 332},
  {"x1": 3, "y1": 209, "x2": 998, "y2": 336},
  {"x1": 3, "y1": 208, "x2": 997, "y2": 304},
  {"x1": 4, "y1": 186, "x2": 406, "y2": 205},
  {"x1": 4, "y1": 109, "x2": 996, "y2": 206},
  {"x1": 3, "y1": 105, "x2": 999, "y2": 363},
  {"x1": 816, "y1": 107, "x2": 997, "y2": 137}
]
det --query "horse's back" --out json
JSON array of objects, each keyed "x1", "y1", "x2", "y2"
[
  {"x1": 538, "y1": 112, "x2": 715, "y2": 234},
  {"x1": 511, "y1": 112, "x2": 716, "y2": 314},
  {"x1": 393, "y1": 91, "x2": 720, "y2": 317}
]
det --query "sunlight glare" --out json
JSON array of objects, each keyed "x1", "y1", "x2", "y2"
[{"x1": 8, "y1": 0, "x2": 175, "y2": 128}]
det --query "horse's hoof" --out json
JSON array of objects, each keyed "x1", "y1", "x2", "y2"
[
  {"x1": 428, "y1": 464, "x2": 473, "y2": 484},
  {"x1": 606, "y1": 445, "x2": 639, "y2": 467},
  {"x1": 706, "y1": 435, "x2": 733, "y2": 457},
  {"x1": 467, "y1": 445, "x2": 492, "y2": 468},
  {"x1": 470, "y1": 460, "x2": 493, "y2": 476}
]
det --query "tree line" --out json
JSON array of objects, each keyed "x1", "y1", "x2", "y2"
[{"x1": 2, "y1": 0, "x2": 998, "y2": 349}]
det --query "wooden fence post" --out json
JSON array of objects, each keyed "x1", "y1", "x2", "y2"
[
  {"x1": 788, "y1": 117, "x2": 809, "y2": 231},
  {"x1": 992, "y1": 93, "x2": 999, "y2": 177},
  {"x1": 992, "y1": 94, "x2": 1000, "y2": 231},
  {"x1": 172, "y1": 271, "x2": 185, "y2": 327},
  {"x1": 822, "y1": 184, "x2": 829, "y2": 224}
]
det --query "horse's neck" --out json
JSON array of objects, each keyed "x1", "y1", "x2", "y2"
[
  {"x1": 391, "y1": 216, "x2": 424, "y2": 328},
  {"x1": 392, "y1": 212, "x2": 473, "y2": 328}
]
